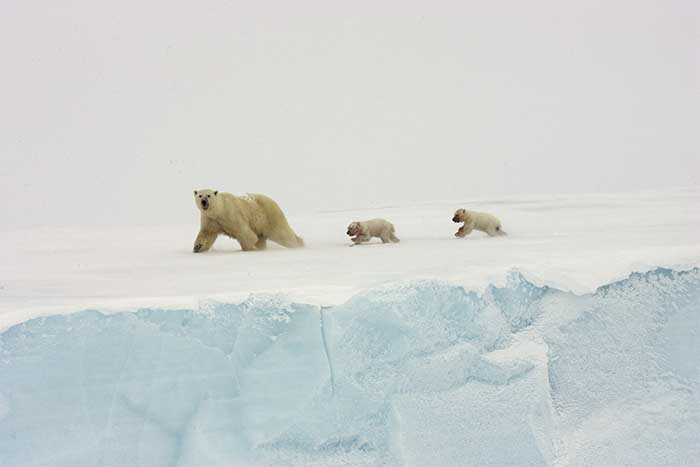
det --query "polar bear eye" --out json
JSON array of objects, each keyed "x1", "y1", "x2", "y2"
[{"x1": 199, "y1": 195, "x2": 202, "y2": 198}]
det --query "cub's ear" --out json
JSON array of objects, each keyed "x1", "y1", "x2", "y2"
[
  {"x1": 194, "y1": 190, "x2": 198, "y2": 195},
  {"x1": 214, "y1": 191, "x2": 218, "y2": 195}
]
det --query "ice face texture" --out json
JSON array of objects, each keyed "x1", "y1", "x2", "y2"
[{"x1": 1, "y1": 268, "x2": 699, "y2": 467}]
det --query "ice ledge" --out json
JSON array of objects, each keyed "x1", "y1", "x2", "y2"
[{"x1": 1, "y1": 268, "x2": 699, "y2": 466}]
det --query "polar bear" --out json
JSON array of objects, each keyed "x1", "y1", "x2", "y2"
[
  {"x1": 193, "y1": 189, "x2": 304, "y2": 252},
  {"x1": 347, "y1": 219, "x2": 400, "y2": 245},
  {"x1": 452, "y1": 208, "x2": 506, "y2": 237}
]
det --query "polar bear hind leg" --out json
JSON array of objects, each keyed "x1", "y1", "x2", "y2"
[
  {"x1": 381, "y1": 230, "x2": 399, "y2": 243},
  {"x1": 269, "y1": 229, "x2": 304, "y2": 248},
  {"x1": 236, "y1": 225, "x2": 259, "y2": 251},
  {"x1": 486, "y1": 224, "x2": 507, "y2": 237},
  {"x1": 389, "y1": 225, "x2": 400, "y2": 243},
  {"x1": 252, "y1": 194, "x2": 304, "y2": 248}
]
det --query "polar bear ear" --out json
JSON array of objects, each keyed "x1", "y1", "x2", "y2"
[{"x1": 214, "y1": 191, "x2": 218, "y2": 196}]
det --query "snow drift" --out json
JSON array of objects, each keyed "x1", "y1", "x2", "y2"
[{"x1": 1, "y1": 268, "x2": 698, "y2": 466}]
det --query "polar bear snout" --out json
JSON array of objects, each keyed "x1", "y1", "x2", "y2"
[
  {"x1": 201, "y1": 198, "x2": 209, "y2": 209},
  {"x1": 452, "y1": 216, "x2": 459, "y2": 222}
]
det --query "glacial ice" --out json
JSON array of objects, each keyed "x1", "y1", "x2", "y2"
[{"x1": 1, "y1": 268, "x2": 699, "y2": 466}]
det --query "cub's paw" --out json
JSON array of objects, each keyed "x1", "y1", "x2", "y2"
[{"x1": 193, "y1": 243, "x2": 203, "y2": 253}]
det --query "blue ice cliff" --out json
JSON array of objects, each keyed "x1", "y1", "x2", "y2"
[{"x1": 1, "y1": 268, "x2": 699, "y2": 466}]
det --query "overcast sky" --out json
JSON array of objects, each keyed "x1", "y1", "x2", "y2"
[{"x1": 1, "y1": 0, "x2": 698, "y2": 228}]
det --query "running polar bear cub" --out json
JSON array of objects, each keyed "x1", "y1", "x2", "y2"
[
  {"x1": 347, "y1": 219, "x2": 400, "y2": 245},
  {"x1": 193, "y1": 189, "x2": 304, "y2": 252},
  {"x1": 452, "y1": 208, "x2": 506, "y2": 237}
]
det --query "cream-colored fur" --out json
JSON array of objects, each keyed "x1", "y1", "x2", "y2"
[
  {"x1": 347, "y1": 219, "x2": 400, "y2": 245},
  {"x1": 193, "y1": 189, "x2": 304, "y2": 252},
  {"x1": 452, "y1": 208, "x2": 506, "y2": 237}
]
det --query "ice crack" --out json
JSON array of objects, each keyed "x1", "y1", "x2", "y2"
[{"x1": 319, "y1": 306, "x2": 336, "y2": 396}]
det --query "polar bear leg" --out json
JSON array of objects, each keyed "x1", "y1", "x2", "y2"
[
  {"x1": 269, "y1": 229, "x2": 304, "y2": 248},
  {"x1": 236, "y1": 225, "x2": 259, "y2": 251},
  {"x1": 255, "y1": 237, "x2": 268, "y2": 250},
  {"x1": 389, "y1": 225, "x2": 400, "y2": 243},
  {"x1": 456, "y1": 224, "x2": 472, "y2": 238},
  {"x1": 380, "y1": 229, "x2": 399, "y2": 243},
  {"x1": 274, "y1": 234, "x2": 303, "y2": 248},
  {"x1": 486, "y1": 224, "x2": 506, "y2": 237},
  {"x1": 194, "y1": 229, "x2": 218, "y2": 253},
  {"x1": 353, "y1": 234, "x2": 371, "y2": 244}
]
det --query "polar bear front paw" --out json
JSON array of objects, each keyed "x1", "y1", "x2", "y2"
[{"x1": 193, "y1": 243, "x2": 203, "y2": 253}]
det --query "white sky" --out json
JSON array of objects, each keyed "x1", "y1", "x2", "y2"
[{"x1": 1, "y1": 0, "x2": 698, "y2": 228}]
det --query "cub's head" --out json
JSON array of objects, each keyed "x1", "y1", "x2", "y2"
[
  {"x1": 452, "y1": 208, "x2": 468, "y2": 223},
  {"x1": 346, "y1": 222, "x2": 361, "y2": 236},
  {"x1": 194, "y1": 189, "x2": 219, "y2": 212}
]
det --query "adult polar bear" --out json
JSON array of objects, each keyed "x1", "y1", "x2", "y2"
[{"x1": 193, "y1": 189, "x2": 304, "y2": 252}]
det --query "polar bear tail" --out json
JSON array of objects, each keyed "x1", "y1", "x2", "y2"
[{"x1": 295, "y1": 235, "x2": 305, "y2": 247}]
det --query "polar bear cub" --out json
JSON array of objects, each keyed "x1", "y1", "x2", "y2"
[
  {"x1": 347, "y1": 219, "x2": 400, "y2": 245},
  {"x1": 193, "y1": 189, "x2": 304, "y2": 252},
  {"x1": 452, "y1": 208, "x2": 506, "y2": 237}
]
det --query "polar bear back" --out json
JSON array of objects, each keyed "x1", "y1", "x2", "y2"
[
  {"x1": 468, "y1": 211, "x2": 502, "y2": 231},
  {"x1": 363, "y1": 218, "x2": 396, "y2": 237},
  {"x1": 233, "y1": 193, "x2": 291, "y2": 236}
]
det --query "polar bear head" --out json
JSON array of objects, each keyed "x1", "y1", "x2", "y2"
[
  {"x1": 194, "y1": 189, "x2": 219, "y2": 213},
  {"x1": 346, "y1": 222, "x2": 362, "y2": 236},
  {"x1": 452, "y1": 208, "x2": 468, "y2": 223}
]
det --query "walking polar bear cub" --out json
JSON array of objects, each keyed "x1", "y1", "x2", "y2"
[
  {"x1": 347, "y1": 219, "x2": 400, "y2": 245},
  {"x1": 452, "y1": 208, "x2": 506, "y2": 237},
  {"x1": 193, "y1": 189, "x2": 304, "y2": 252}
]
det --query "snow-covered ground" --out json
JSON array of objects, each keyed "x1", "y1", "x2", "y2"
[
  {"x1": 1, "y1": 188, "x2": 699, "y2": 467},
  {"x1": 1, "y1": 188, "x2": 698, "y2": 331}
]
